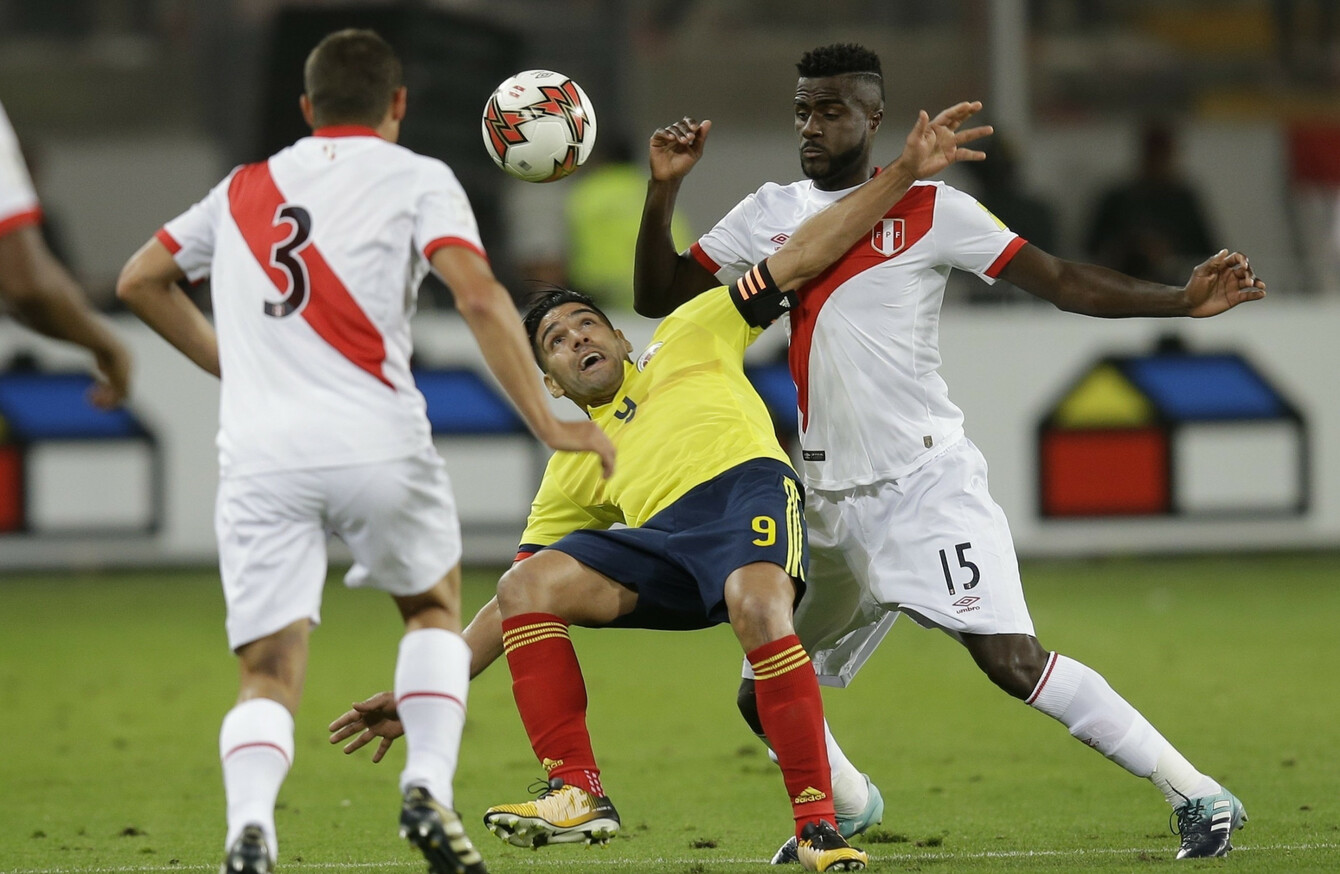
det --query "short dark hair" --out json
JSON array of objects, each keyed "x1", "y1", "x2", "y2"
[
  {"x1": 796, "y1": 43, "x2": 884, "y2": 103},
  {"x1": 522, "y1": 287, "x2": 613, "y2": 366},
  {"x1": 303, "y1": 29, "x2": 403, "y2": 127}
]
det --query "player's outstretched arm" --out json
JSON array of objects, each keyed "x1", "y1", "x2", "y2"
[
  {"x1": 0, "y1": 225, "x2": 132, "y2": 407},
  {"x1": 767, "y1": 102, "x2": 991, "y2": 290},
  {"x1": 116, "y1": 237, "x2": 220, "y2": 377},
  {"x1": 634, "y1": 117, "x2": 721, "y2": 318},
  {"x1": 1000, "y1": 245, "x2": 1266, "y2": 318},
  {"x1": 327, "y1": 596, "x2": 506, "y2": 761},
  {"x1": 431, "y1": 246, "x2": 615, "y2": 477}
]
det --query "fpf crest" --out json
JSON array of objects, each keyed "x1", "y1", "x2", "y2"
[{"x1": 870, "y1": 218, "x2": 906, "y2": 257}]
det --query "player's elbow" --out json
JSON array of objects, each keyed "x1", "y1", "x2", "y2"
[
  {"x1": 114, "y1": 260, "x2": 149, "y2": 309},
  {"x1": 449, "y1": 279, "x2": 509, "y2": 323}
]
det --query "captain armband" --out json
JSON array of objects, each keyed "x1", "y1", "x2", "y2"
[{"x1": 729, "y1": 260, "x2": 797, "y2": 328}]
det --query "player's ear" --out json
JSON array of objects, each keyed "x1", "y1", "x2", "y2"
[
  {"x1": 390, "y1": 86, "x2": 408, "y2": 122},
  {"x1": 869, "y1": 108, "x2": 883, "y2": 133},
  {"x1": 615, "y1": 330, "x2": 633, "y2": 356},
  {"x1": 543, "y1": 372, "x2": 565, "y2": 399},
  {"x1": 300, "y1": 94, "x2": 316, "y2": 130}
]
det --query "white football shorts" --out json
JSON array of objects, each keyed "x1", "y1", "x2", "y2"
[
  {"x1": 793, "y1": 436, "x2": 1035, "y2": 685},
  {"x1": 216, "y1": 447, "x2": 462, "y2": 650}
]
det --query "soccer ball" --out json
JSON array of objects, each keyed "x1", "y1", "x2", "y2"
[{"x1": 481, "y1": 70, "x2": 597, "y2": 183}]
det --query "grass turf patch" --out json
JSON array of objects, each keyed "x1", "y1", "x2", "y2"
[{"x1": 1, "y1": 553, "x2": 1338, "y2": 872}]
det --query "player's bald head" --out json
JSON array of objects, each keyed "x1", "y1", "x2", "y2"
[
  {"x1": 304, "y1": 29, "x2": 403, "y2": 127},
  {"x1": 796, "y1": 43, "x2": 884, "y2": 113}
]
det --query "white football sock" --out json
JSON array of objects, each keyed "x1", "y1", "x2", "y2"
[
  {"x1": 743, "y1": 656, "x2": 871, "y2": 816},
  {"x1": 1027, "y1": 652, "x2": 1218, "y2": 806},
  {"x1": 824, "y1": 721, "x2": 870, "y2": 818},
  {"x1": 396, "y1": 628, "x2": 470, "y2": 806},
  {"x1": 1151, "y1": 746, "x2": 1223, "y2": 805},
  {"x1": 760, "y1": 720, "x2": 868, "y2": 816},
  {"x1": 220, "y1": 697, "x2": 293, "y2": 860}
]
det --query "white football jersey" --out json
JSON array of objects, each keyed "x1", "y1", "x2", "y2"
[
  {"x1": 160, "y1": 126, "x2": 486, "y2": 477},
  {"x1": 0, "y1": 100, "x2": 41, "y2": 236},
  {"x1": 691, "y1": 177, "x2": 1024, "y2": 490}
]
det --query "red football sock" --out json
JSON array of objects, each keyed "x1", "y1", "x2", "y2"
[
  {"x1": 748, "y1": 634, "x2": 836, "y2": 837},
  {"x1": 501, "y1": 612, "x2": 604, "y2": 796}
]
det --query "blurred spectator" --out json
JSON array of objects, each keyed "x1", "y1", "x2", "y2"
[
  {"x1": 960, "y1": 133, "x2": 1057, "y2": 303},
  {"x1": 963, "y1": 134, "x2": 1057, "y2": 253},
  {"x1": 508, "y1": 132, "x2": 693, "y2": 312},
  {"x1": 569, "y1": 134, "x2": 694, "y2": 311},
  {"x1": 1085, "y1": 120, "x2": 1216, "y2": 286},
  {"x1": 1274, "y1": 0, "x2": 1340, "y2": 84}
]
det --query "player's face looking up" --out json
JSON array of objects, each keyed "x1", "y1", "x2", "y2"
[
  {"x1": 794, "y1": 75, "x2": 883, "y2": 190},
  {"x1": 535, "y1": 303, "x2": 633, "y2": 409}
]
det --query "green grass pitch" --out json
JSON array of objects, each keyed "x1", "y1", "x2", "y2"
[{"x1": 2, "y1": 553, "x2": 1338, "y2": 872}]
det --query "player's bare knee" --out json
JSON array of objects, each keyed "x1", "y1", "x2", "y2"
[
  {"x1": 967, "y1": 633, "x2": 1048, "y2": 699},
  {"x1": 724, "y1": 565, "x2": 796, "y2": 623},
  {"x1": 495, "y1": 563, "x2": 540, "y2": 616},
  {"x1": 726, "y1": 591, "x2": 794, "y2": 652},
  {"x1": 394, "y1": 583, "x2": 459, "y2": 630}
]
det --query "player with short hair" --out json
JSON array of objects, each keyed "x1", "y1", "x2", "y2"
[
  {"x1": 479, "y1": 104, "x2": 986, "y2": 874},
  {"x1": 634, "y1": 42, "x2": 1263, "y2": 862},
  {"x1": 0, "y1": 99, "x2": 130, "y2": 409},
  {"x1": 116, "y1": 28, "x2": 612, "y2": 874},
  {"x1": 329, "y1": 101, "x2": 991, "y2": 872}
]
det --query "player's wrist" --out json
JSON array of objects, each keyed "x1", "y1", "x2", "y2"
[
  {"x1": 883, "y1": 156, "x2": 920, "y2": 186},
  {"x1": 647, "y1": 172, "x2": 685, "y2": 190}
]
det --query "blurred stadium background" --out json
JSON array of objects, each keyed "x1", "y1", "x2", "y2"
[{"x1": 1, "y1": 0, "x2": 1338, "y2": 565}]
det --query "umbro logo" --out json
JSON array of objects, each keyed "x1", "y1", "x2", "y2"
[
  {"x1": 952, "y1": 596, "x2": 980, "y2": 608},
  {"x1": 771, "y1": 233, "x2": 790, "y2": 246}
]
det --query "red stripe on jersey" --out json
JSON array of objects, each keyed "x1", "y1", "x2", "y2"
[
  {"x1": 985, "y1": 235, "x2": 1028, "y2": 278},
  {"x1": 0, "y1": 207, "x2": 42, "y2": 238},
  {"x1": 424, "y1": 235, "x2": 488, "y2": 262},
  {"x1": 788, "y1": 185, "x2": 937, "y2": 430},
  {"x1": 688, "y1": 241, "x2": 720, "y2": 274},
  {"x1": 154, "y1": 228, "x2": 182, "y2": 254},
  {"x1": 227, "y1": 161, "x2": 391, "y2": 389},
  {"x1": 313, "y1": 125, "x2": 382, "y2": 139}
]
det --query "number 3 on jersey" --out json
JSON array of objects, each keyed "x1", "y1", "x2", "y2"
[{"x1": 264, "y1": 204, "x2": 313, "y2": 318}]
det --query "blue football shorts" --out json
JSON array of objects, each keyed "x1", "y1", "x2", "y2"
[{"x1": 547, "y1": 458, "x2": 808, "y2": 631}]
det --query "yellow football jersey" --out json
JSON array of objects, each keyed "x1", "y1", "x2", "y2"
[{"x1": 519, "y1": 286, "x2": 792, "y2": 550}]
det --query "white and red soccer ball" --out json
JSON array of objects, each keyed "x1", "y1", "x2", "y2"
[{"x1": 482, "y1": 70, "x2": 597, "y2": 183}]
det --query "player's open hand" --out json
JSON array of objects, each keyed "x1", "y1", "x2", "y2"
[
  {"x1": 328, "y1": 690, "x2": 402, "y2": 763},
  {"x1": 1184, "y1": 249, "x2": 1267, "y2": 317},
  {"x1": 544, "y1": 419, "x2": 616, "y2": 478},
  {"x1": 649, "y1": 117, "x2": 712, "y2": 184},
  {"x1": 897, "y1": 101, "x2": 991, "y2": 180}
]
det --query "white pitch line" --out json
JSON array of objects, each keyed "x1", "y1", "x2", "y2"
[{"x1": 8, "y1": 841, "x2": 1338, "y2": 873}]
